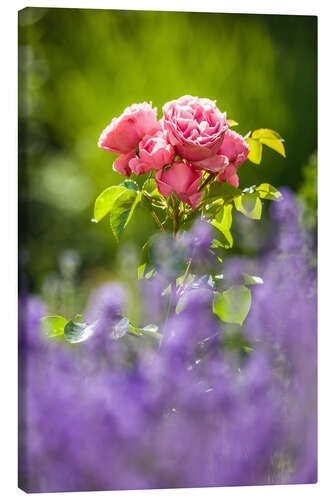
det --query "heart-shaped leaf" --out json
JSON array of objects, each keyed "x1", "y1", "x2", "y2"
[
  {"x1": 213, "y1": 285, "x2": 252, "y2": 325},
  {"x1": 234, "y1": 193, "x2": 262, "y2": 220}
]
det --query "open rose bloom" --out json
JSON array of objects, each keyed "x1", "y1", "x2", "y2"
[
  {"x1": 98, "y1": 95, "x2": 252, "y2": 209},
  {"x1": 162, "y1": 95, "x2": 229, "y2": 161}
]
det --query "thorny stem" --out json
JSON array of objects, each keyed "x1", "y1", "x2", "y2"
[{"x1": 151, "y1": 209, "x2": 165, "y2": 233}]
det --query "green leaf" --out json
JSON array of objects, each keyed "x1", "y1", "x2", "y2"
[
  {"x1": 142, "y1": 178, "x2": 158, "y2": 196},
  {"x1": 110, "y1": 189, "x2": 140, "y2": 241},
  {"x1": 94, "y1": 185, "x2": 127, "y2": 222},
  {"x1": 120, "y1": 179, "x2": 139, "y2": 191},
  {"x1": 137, "y1": 263, "x2": 147, "y2": 280},
  {"x1": 223, "y1": 331, "x2": 253, "y2": 355},
  {"x1": 213, "y1": 285, "x2": 252, "y2": 325},
  {"x1": 210, "y1": 204, "x2": 233, "y2": 248},
  {"x1": 256, "y1": 183, "x2": 283, "y2": 201},
  {"x1": 110, "y1": 317, "x2": 130, "y2": 339},
  {"x1": 137, "y1": 241, "x2": 155, "y2": 279},
  {"x1": 234, "y1": 193, "x2": 262, "y2": 220},
  {"x1": 246, "y1": 138, "x2": 263, "y2": 164},
  {"x1": 246, "y1": 129, "x2": 286, "y2": 165},
  {"x1": 64, "y1": 320, "x2": 94, "y2": 344},
  {"x1": 73, "y1": 313, "x2": 84, "y2": 322},
  {"x1": 41, "y1": 315, "x2": 67, "y2": 338},
  {"x1": 242, "y1": 273, "x2": 264, "y2": 285},
  {"x1": 252, "y1": 129, "x2": 286, "y2": 158},
  {"x1": 128, "y1": 322, "x2": 162, "y2": 340},
  {"x1": 206, "y1": 182, "x2": 241, "y2": 203}
]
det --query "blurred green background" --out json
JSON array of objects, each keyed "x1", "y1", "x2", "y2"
[{"x1": 18, "y1": 8, "x2": 317, "y2": 307}]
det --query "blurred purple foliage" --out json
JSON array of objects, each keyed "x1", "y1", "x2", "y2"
[{"x1": 18, "y1": 191, "x2": 317, "y2": 492}]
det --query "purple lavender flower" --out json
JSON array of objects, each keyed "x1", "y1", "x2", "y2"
[{"x1": 18, "y1": 191, "x2": 317, "y2": 492}]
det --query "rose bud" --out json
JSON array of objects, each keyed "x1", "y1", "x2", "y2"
[
  {"x1": 162, "y1": 95, "x2": 228, "y2": 162},
  {"x1": 130, "y1": 131, "x2": 175, "y2": 175},
  {"x1": 98, "y1": 102, "x2": 161, "y2": 155},
  {"x1": 155, "y1": 160, "x2": 204, "y2": 210}
]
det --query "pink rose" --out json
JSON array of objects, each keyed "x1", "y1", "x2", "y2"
[
  {"x1": 155, "y1": 161, "x2": 203, "y2": 210},
  {"x1": 130, "y1": 131, "x2": 175, "y2": 175},
  {"x1": 162, "y1": 95, "x2": 229, "y2": 161},
  {"x1": 192, "y1": 153, "x2": 229, "y2": 174},
  {"x1": 217, "y1": 164, "x2": 239, "y2": 187},
  {"x1": 217, "y1": 129, "x2": 250, "y2": 169},
  {"x1": 216, "y1": 130, "x2": 250, "y2": 187},
  {"x1": 98, "y1": 102, "x2": 161, "y2": 155},
  {"x1": 113, "y1": 151, "x2": 136, "y2": 177}
]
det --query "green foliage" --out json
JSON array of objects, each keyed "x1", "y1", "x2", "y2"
[
  {"x1": 222, "y1": 331, "x2": 254, "y2": 355},
  {"x1": 213, "y1": 285, "x2": 252, "y2": 325},
  {"x1": 256, "y1": 183, "x2": 283, "y2": 201},
  {"x1": 242, "y1": 273, "x2": 264, "y2": 285},
  {"x1": 94, "y1": 186, "x2": 128, "y2": 222},
  {"x1": 205, "y1": 182, "x2": 241, "y2": 203},
  {"x1": 297, "y1": 151, "x2": 317, "y2": 232},
  {"x1": 128, "y1": 323, "x2": 162, "y2": 340},
  {"x1": 41, "y1": 315, "x2": 67, "y2": 338},
  {"x1": 64, "y1": 319, "x2": 94, "y2": 344},
  {"x1": 246, "y1": 138, "x2": 263, "y2": 165},
  {"x1": 246, "y1": 129, "x2": 286, "y2": 164},
  {"x1": 234, "y1": 193, "x2": 262, "y2": 219},
  {"x1": 109, "y1": 188, "x2": 141, "y2": 241},
  {"x1": 120, "y1": 179, "x2": 139, "y2": 191},
  {"x1": 210, "y1": 204, "x2": 233, "y2": 248}
]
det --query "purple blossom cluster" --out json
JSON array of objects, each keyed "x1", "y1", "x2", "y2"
[{"x1": 19, "y1": 190, "x2": 317, "y2": 492}]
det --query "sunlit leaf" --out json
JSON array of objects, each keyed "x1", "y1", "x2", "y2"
[
  {"x1": 242, "y1": 273, "x2": 264, "y2": 285},
  {"x1": 64, "y1": 320, "x2": 94, "y2": 343},
  {"x1": 246, "y1": 138, "x2": 263, "y2": 164},
  {"x1": 252, "y1": 128, "x2": 283, "y2": 141},
  {"x1": 256, "y1": 183, "x2": 283, "y2": 201},
  {"x1": 213, "y1": 285, "x2": 252, "y2": 325},
  {"x1": 94, "y1": 185, "x2": 127, "y2": 222},
  {"x1": 137, "y1": 263, "x2": 147, "y2": 280},
  {"x1": 41, "y1": 315, "x2": 67, "y2": 338},
  {"x1": 110, "y1": 189, "x2": 140, "y2": 241},
  {"x1": 234, "y1": 193, "x2": 262, "y2": 220},
  {"x1": 210, "y1": 204, "x2": 233, "y2": 248},
  {"x1": 206, "y1": 182, "x2": 241, "y2": 203},
  {"x1": 227, "y1": 119, "x2": 239, "y2": 127},
  {"x1": 250, "y1": 129, "x2": 286, "y2": 159}
]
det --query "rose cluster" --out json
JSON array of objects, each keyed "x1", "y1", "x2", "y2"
[{"x1": 98, "y1": 95, "x2": 250, "y2": 209}]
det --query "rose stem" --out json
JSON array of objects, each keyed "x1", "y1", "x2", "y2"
[
  {"x1": 199, "y1": 173, "x2": 215, "y2": 191},
  {"x1": 173, "y1": 203, "x2": 179, "y2": 237},
  {"x1": 151, "y1": 209, "x2": 165, "y2": 233}
]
